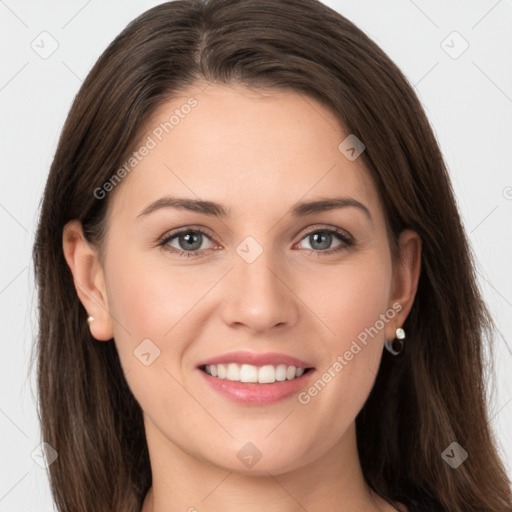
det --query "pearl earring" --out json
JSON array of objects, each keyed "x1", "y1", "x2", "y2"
[
  {"x1": 87, "y1": 316, "x2": 94, "y2": 325},
  {"x1": 384, "y1": 327, "x2": 406, "y2": 355}
]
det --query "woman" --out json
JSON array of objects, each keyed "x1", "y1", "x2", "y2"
[{"x1": 32, "y1": 0, "x2": 512, "y2": 511}]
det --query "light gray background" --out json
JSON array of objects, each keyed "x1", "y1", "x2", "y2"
[{"x1": 1, "y1": 0, "x2": 511, "y2": 510}]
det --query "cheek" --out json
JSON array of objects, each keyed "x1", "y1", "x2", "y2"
[
  {"x1": 102, "y1": 249, "x2": 223, "y2": 398},
  {"x1": 102, "y1": 252, "x2": 197, "y2": 417},
  {"x1": 104, "y1": 252, "x2": 201, "y2": 339},
  {"x1": 299, "y1": 254, "x2": 391, "y2": 413},
  {"x1": 306, "y1": 254, "x2": 392, "y2": 349}
]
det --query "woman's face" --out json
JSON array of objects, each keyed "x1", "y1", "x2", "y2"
[{"x1": 79, "y1": 83, "x2": 419, "y2": 475}]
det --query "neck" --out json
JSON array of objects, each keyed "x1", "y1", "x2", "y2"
[{"x1": 140, "y1": 419, "x2": 395, "y2": 512}]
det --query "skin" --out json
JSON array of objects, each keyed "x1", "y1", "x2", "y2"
[{"x1": 63, "y1": 82, "x2": 421, "y2": 512}]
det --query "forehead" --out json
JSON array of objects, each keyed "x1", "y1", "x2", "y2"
[{"x1": 108, "y1": 83, "x2": 384, "y2": 225}]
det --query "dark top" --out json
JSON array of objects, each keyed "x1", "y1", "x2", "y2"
[{"x1": 368, "y1": 482, "x2": 444, "y2": 512}]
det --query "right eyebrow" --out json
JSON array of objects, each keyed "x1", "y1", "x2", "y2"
[{"x1": 137, "y1": 197, "x2": 230, "y2": 218}]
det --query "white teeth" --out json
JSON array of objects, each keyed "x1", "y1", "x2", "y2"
[
  {"x1": 203, "y1": 363, "x2": 308, "y2": 383},
  {"x1": 275, "y1": 364, "x2": 287, "y2": 381},
  {"x1": 286, "y1": 366, "x2": 296, "y2": 380},
  {"x1": 217, "y1": 364, "x2": 227, "y2": 379},
  {"x1": 240, "y1": 364, "x2": 258, "y2": 382},
  {"x1": 258, "y1": 365, "x2": 275, "y2": 384},
  {"x1": 226, "y1": 363, "x2": 240, "y2": 381}
]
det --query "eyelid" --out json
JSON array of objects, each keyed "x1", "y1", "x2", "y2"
[
  {"x1": 296, "y1": 223, "x2": 353, "y2": 243},
  {"x1": 157, "y1": 225, "x2": 218, "y2": 245}
]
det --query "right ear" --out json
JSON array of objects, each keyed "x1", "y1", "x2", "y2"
[{"x1": 62, "y1": 220, "x2": 114, "y2": 341}]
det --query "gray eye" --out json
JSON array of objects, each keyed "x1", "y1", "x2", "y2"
[
  {"x1": 167, "y1": 231, "x2": 211, "y2": 252},
  {"x1": 300, "y1": 231, "x2": 342, "y2": 251}
]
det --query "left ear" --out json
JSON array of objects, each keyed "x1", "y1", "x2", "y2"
[{"x1": 386, "y1": 229, "x2": 422, "y2": 339}]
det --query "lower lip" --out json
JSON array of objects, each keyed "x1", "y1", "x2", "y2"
[{"x1": 198, "y1": 368, "x2": 315, "y2": 405}]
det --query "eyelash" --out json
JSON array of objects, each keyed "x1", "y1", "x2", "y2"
[{"x1": 158, "y1": 225, "x2": 355, "y2": 259}]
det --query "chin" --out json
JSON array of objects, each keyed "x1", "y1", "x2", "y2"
[{"x1": 199, "y1": 437, "x2": 313, "y2": 476}]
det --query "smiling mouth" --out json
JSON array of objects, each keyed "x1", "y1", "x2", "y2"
[{"x1": 199, "y1": 363, "x2": 314, "y2": 384}]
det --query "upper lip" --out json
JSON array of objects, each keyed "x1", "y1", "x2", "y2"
[{"x1": 197, "y1": 351, "x2": 314, "y2": 369}]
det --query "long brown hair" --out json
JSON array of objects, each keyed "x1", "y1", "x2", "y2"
[{"x1": 32, "y1": 0, "x2": 512, "y2": 510}]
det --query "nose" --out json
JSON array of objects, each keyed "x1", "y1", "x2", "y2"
[{"x1": 219, "y1": 246, "x2": 300, "y2": 334}]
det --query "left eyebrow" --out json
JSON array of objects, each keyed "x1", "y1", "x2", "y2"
[
  {"x1": 290, "y1": 196, "x2": 372, "y2": 222},
  {"x1": 136, "y1": 195, "x2": 372, "y2": 223}
]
